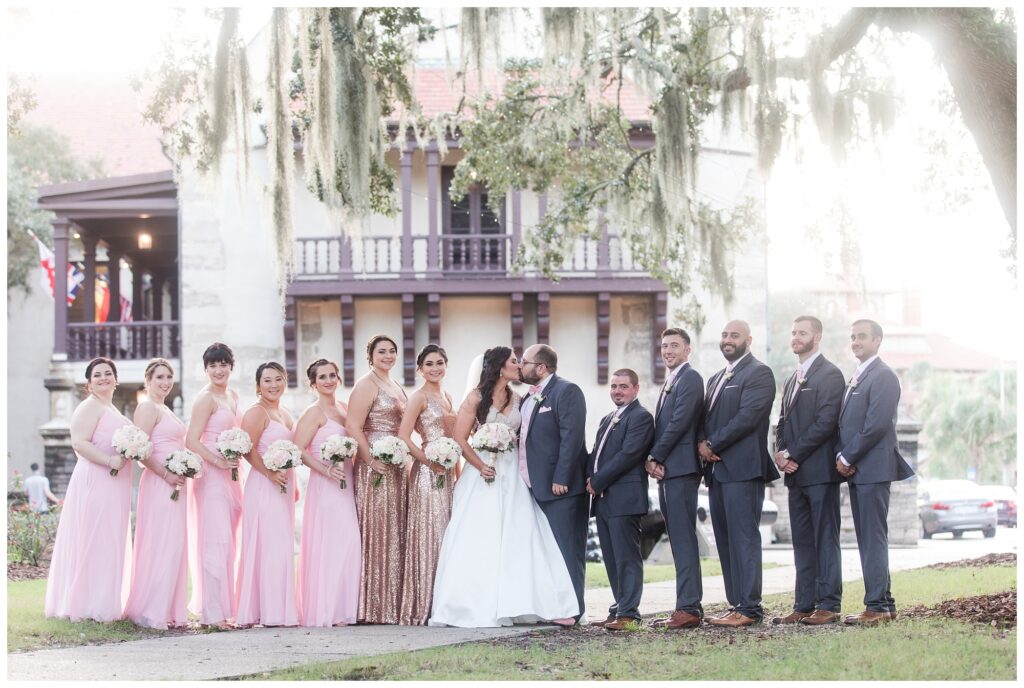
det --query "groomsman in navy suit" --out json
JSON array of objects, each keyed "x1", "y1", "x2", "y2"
[
  {"x1": 770, "y1": 316, "x2": 846, "y2": 626},
  {"x1": 835, "y1": 319, "x2": 914, "y2": 625},
  {"x1": 586, "y1": 369, "x2": 654, "y2": 630},
  {"x1": 698, "y1": 320, "x2": 779, "y2": 627},
  {"x1": 645, "y1": 328, "x2": 706, "y2": 630}
]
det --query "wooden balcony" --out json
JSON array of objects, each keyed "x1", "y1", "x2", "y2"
[{"x1": 66, "y1": 321, "x2": 180, "y2": 362}]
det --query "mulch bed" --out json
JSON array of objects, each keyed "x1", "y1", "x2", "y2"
[
  {"x1": 927, "y1": 552, "x2": 1016, "y2": 569},
  {"x1": 902, "y1": 590, "x2": 1017, "y2": 629},
  {"x1": 8, "y1": 563, "x2": 49, "y2": 582}
]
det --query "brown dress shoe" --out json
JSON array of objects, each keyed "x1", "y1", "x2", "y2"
[
  {"x1": 843, "y1": 609, "x2": 892, "y2": 625},
  {"x1": 708, "y1": 611, "x2": 757, "y2": 627},
  {"x1": 771, "y1": 610, "x2": 813, "y2": 625},
  {"x1": 592, "y1": 615, "x2": 616, "y2": 628},
  {"x1": 604, "y1": 617, "x2": 638, "y2": 631},
  {"x1": 800, "y1": 609, "x2": 840, "y2": 625}
]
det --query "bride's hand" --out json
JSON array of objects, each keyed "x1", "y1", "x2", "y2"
[{"x1": 477, "y1": 464, "x2": 496, "y2": 480}]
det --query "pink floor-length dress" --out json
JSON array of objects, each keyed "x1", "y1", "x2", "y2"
[
  {"x1": 298, "y1": 419, "x2": 361, "y2": 626},
  {"x1": 45, "y1": 410, "x2": 133, "y2": 622},
  {"x1": 124, "y1": 414, "x2": 189, "y2": 629},
  {"x1": 187, "y1": 405, "x2": 244, "y2": 624},
  {"x1": 235, "y1": 419, "x2": 299, "y2": 626}
]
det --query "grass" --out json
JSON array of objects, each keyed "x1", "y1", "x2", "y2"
[
  {"x1": 586, "y1": 558, "x2": 781, "y2": 589},
  {"x1": 245, "y1": 564, "x2": 1017, "y2": 681},
  {"x1": 7, "y1": 579, "x2": 216, "y2": 653}
]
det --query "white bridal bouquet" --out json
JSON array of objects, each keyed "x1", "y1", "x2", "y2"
[
  {"x1": 164, "y1": 449, "x2": 203, "y2": 501},
  {"x1": 469, "y1": 422, "x2": 517, "y2": 484},
  {"x1": 370, "y1": 436, "x2": 411, "y2": 488},
  {"x1": 216, "y1": 427, "x2": 252, "y2": 482},
  {"x1": 320, "y1": 434, "x2": 358, "y2": 490},
  {"x1": 424, "y1": 437, "x2": 461, "y2": 489},
  {"x1": 263, "y1": 439, "x2": 301, "y2": 494},
  {"x1": 109, "y1": 425, "x2": 152, "y2": 477}
]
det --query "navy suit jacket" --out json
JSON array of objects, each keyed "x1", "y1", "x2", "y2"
[
  {"x1": 776, "y1": 354, "x2": 845, "y2": 487},
  {"x1": 649, "y1": 363, "x2": 705, "y2": 479},
  {"x1": 836, "y1": 357, "x2": 914, "y2": 485},
  {"x1": 521, "y1": 374, "x2": 589, "y2": 502},
  {"x1": 700, "y1": 353, "x2": 780, "y2": 484},
  {"x1": 587, "y1": 399, "x2": 654, "y2": 518}
]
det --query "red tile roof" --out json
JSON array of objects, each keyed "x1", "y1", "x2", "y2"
[{"x1": 884, "y1": 330, "x2": 1012, "y2": 372}]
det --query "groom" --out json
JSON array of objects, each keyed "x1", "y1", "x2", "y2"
[{"x1": 519, "y1": 344, "x2": 589, "y2": 622}]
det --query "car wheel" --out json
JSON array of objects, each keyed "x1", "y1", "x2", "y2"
[
  {"x1": 919, "y1": 520, "x2": 931, "y2": 540},
  {"x1": 952, "y1": 531, "x2": 963, "y2": 539},
  {"x1": 983, "y1": 526, "x2": 996, "y2": 538}
]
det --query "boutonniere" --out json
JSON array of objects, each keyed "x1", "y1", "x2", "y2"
[
  {"x1": 664, "y1": 382, "x2": 673, "y2": 394},
  {"x1": 797, "y1": 376, "x2": 808, "y2": 387},
  {"x1": 611, "y1": 415, "x2": 622, "y2": 427},
  {"x1": 848, "y1": 376, "x2": 859, "y2": 389},
  {"x1": 532, "y1": 393, "x2": 545, "y2": 404},
  {"x1": 724, "y1": 372, "x2": 734, "y2": 381}
]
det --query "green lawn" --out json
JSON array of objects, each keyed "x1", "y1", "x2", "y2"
[
  {"x1": 585, "y1": 559, "x2": 782, "y2": 589},
  {"x1": 245, "y1": 564, "x2": 1017, "y2": 681}
]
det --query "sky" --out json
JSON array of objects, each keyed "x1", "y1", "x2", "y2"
[{"x1": 5, "y1": 5, "x2": 1018, "y2": 358}]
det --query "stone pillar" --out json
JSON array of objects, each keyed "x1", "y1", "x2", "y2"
[
  {"x1": 132, "y1": 261, "x2": 145, "y2": 321},
  {"x1": 106, "y1": 248, "x2": 122, "y2": 323},
  {"x1": 39, "y1": 364, "x2": 78, "y2": 496},
  {"x1": 400, "y1": 146, "x2": 414, "y2": 277},
  {"x1": 81, "y1": 232, "x2": 97, "y2": 323},
  {"x1": 426, "y1": 147, "x2": 440, "y2": 274}
]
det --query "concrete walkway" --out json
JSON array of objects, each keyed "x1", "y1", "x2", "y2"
[{"x1": 7, "y1": 529, "x2": 1015, "y2": 681}]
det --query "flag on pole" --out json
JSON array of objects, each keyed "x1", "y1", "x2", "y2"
[
  {"x1": 119, "y1": 295, "x2": 133, "y2": 322},
  {"x1": 94, "y1": 273, "x2": 110, "y2": 323},
  {"x1": 28, "y1": 229, "x2": 84, "y2": 305}
]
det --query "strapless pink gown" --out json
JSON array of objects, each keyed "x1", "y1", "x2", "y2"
[
  {"x1": 298, "y1": 419, "x2": 361, "y2": 626},
  {"x1": 124, "y1": 414, "x2": 189, "y2": 629},
  {"x1": 187, "y1": 405, "x2": 243, "y2": 624},
  {"x1": 235, "y1": 419, "x2": 298, "y2": 626},
  {"x1": 45, "y1": 411, "x2": 132, "y2": 621}
]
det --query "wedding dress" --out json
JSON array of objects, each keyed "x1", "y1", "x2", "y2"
[{"x1": 428, "y1": 401, "x2": 579, "y2": 627}]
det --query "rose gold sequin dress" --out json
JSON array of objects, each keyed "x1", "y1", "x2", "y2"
[
  {"x1": 355, "y1": 386, "x2": 407, "y2": 624},
  {"x1": 398, "y1": 394, "x2": 456, "y2": 625}
]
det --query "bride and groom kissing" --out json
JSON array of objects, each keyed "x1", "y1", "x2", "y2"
[{"x1": 429, "y1": 343, "x2": 589, "y2": 628}]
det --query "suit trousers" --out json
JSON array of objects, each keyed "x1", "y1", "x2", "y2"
[
  {"x1": 595, "y1": 510, "x2": 643, "y2": 619},
  {"x1": 538, "y1": 492, "x2": 589, "y2": 620},
  {"x1": 709, "y1": 478, "x2": 765, "y2": 620},
  {"x1": 788, "y1": 482, "x2": 843, "y2": 612},
  {"x1": 848, "y1": 481, "x2": 896, "y2": 613},
  {"x1": 658, "y1": 475, "x2": 703, "y2": 616}
]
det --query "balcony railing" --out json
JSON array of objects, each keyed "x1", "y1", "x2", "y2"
[
  {"x1": 66, "y1": 321, "x2": 180, "y2": 362},
  {"x1": 293, "y1": 232, "x2": 647, "y2": 280}
]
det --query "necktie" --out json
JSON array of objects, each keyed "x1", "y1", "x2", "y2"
[
  {"x1": 518, "y1": 384, "x2": 542, "y2": 487},
  {"x1": 708, "y1": 364, "x2": 733, "y2": 410},
  {"x1": 786, "y1": 369, "x2": 801, "y2": 410},
  {"x1": 593, "y1": 406, "x2": 624, "y2": 473},
  {"x1": 656, "y1": 368, "x2": 675, "y2": 415}
]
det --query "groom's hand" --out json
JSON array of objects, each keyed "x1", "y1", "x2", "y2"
[
  {"x1": 552, "y1": 482, "x2": 568, "y2": 496},
  {"x1": 586, "y1": 478, "x2": 596, "y2": 497}
]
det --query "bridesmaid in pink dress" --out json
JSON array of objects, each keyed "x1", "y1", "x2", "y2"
[
  {"x1": 346, "y1": 334, "x2": 408, "y2": 624},
  {"x1": 45, "y1": 357, "x2": 133, "y2": 622},
  {"x1": 124, "y1": 358, "x2": 189, "y2": 629},
  {"x1": 295, "y1": 358, "x2": 361, "y2": 626},
  {"x1": 398, "y1": 345, "x2": 458, "y2": 625},
  {"x1": 235, "y1": 361, "x2": 299, "y2": 627},
  {"x1": 185, "y1": 342, "x2": 243, "y2": 626}
]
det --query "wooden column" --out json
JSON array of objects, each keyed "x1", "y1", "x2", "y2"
[
  {"x1": 168, "y1": 272, "x2": 179, "y2": 321},
  {"x1": 597, "y1": 292, "x2": 610, "y2": 384},
  {"x1": 106, "y1": 248, "x2": 122, "y2": 323},
  {"x1": 537, "y1": 292, "x2": 550, "y2": 345},
  {"x1": 511, "y1": 292, "x2": 525, "y2": 353},
  {"x1": 427, "y1": 293, "x2": 441, "y2": 342},
  {"x1": 52, "y1": 218, "x2": 70, "y2": 357},
  {"x1": 151, "y1": 271, "x2": 165, "y2": 321},
  {"x1": 426, "y1": 147, "x2": 440, "y2": 274},
  {"x1": 596, "y1": 210, "x2": 611, "y2": 277},
  {"x1": 400, "y1": 147, "x2": 414, "y2": 277},
  {"x1": 340, "y1": 294, "x2": 356, "y2": 386},
  {"x1": 81, "y1": 233, "x2": 97, "y2": 323},
  {"x1": 131, "y1": 260, "x2": 144, "y2": 321},
  {"x1": 283, "y1": 295, "x2": 298, "y2": 387},
  {"x1": 510, "y1": 189, "x2": 522, "y2": 267},
  {"x1": 401, "y1": 293, "x2": 416, "y2": 385},
  {"x1": 653, "y1": 292, "x2": 668, "y2": 384}
]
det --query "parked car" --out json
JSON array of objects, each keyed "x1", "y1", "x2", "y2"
[
  {"x1": 918, "y1": 479, "x2": 997, "y2": 539},
  {"x1": 981, "y1": 484, "x2": 1017, "y2": 527}
]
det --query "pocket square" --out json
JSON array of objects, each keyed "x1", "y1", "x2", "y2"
[
  {"x1": 538, "y1": 406, "x2": 553, "y2": 414},
  {"x1": 724, "y1": 384, "x2": 739, "y2": 389}
]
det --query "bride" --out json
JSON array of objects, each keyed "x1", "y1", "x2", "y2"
[{"x1": 429, "y1": 346, "x2": 579, "y2": 627}]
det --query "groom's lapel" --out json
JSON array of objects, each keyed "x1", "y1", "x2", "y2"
[{"x1": 530, "y1": 374, "x2": 559, "y2": 428}]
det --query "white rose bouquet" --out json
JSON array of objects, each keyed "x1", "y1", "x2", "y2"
[
  {"x1": 320, "y1": 434, "x2": 358, "y2": 490},
  {"x1": 164, "y1": 449, "x2": 203, "y2": 501},
  {"x1": 110, "y1": 425, "x2": 152, "y2": 477},
  {"x1": 370, "y1": 436, "x2": 411, "y2": 488},
  {"x1": 470, "y1": 422, "x2": 516, "y2": 484},
  {"x1": 216, "y1": 427, "x2": 252, "y2": 482},
  {"x1": 424, "y1": 437, "x2": 461, "y2": 489},
  {"x1": 263, "y1": 439, "x2": 301, "y2": 494}
]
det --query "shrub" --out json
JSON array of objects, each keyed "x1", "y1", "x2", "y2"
[{"x1": 7, "y1": 505, "x2": 61, "y2": 567}]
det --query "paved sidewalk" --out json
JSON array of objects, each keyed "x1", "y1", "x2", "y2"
[{"x1": 7, "y1": 529, "x2": 1015, "y2": 681}]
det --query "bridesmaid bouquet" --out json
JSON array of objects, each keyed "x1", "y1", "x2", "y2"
[
  {"x1": 109, "y1": 425, "x2": 152, "y2": 477},
  {"x1": 469, "y1": 422, "x2": 516, "y2": 485},
  {"x1": 216, "y1": 428, "x2": 253, "y2": 482},
  {"x1": 320, "y1": 434, "x2": 358, "y2": 490},
  {"x1": 263, "y1": 439, "x2": 301, "y2": 494},
  {"x1": 369, "y1": 436, "x2": 411, "y2": 488},
  {"x1": 424, "y1": 438, "x2": 461, "y2": 489},
  {"x1": 164, "y1": 449, "x2": 203, "y2": 501}
]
